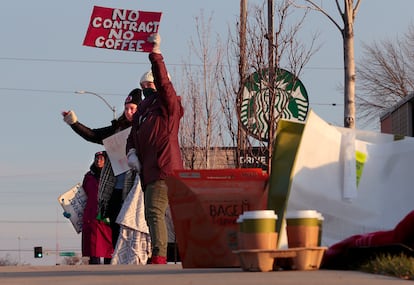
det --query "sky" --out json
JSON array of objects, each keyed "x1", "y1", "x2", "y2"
[{"x1": 0, "y1": 0, "x2": 413, "y2": 265}]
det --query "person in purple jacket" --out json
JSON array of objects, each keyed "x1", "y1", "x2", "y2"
[{"x1": 126, "y1": 33, "x2": 184, "y2": 264}]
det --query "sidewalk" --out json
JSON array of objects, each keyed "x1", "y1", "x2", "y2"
[{"x1": 0, "y1": 264, "x2": 405, "y2": 285}]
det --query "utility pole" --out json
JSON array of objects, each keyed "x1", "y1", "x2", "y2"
[
  {"x1": 267, "y1": 0, "x2": 275, "y2": 174},
  {"x1": 237, "y1": 0, "x2": 248, "y2": 168},
  {"x1": 17, "y1": 236, "x2": 21, "y2": 264},
  {"x1": 56, "y1": 207, "x2": 59, "y2": 265}
]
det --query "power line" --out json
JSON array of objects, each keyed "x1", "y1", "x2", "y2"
[
  {"x1": 0, "y1": 56, "x2": 343, "y2": 70},
  {"x1": 0, "y1": 221, "x2": 67, "y2": 224},
  {"x1": 0, "y1": 56, "x2": 197, "y2": 68},
  {"x1": 311, "y1": 102, "x2": 343, "y2": 106},
  {"x1": 0, "y1": 87, "x2": 343, "y2": 106},
  {"x1": 0, "y1": 249, "x2": 81, "y2": 252},
  {"x1": 0, "y1": 87, "x2": 124, "y2": 97},
  {"x1": 0, "y1": 56, "x2": 146, "y2": 66}
]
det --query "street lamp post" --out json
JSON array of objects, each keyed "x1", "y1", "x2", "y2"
[
  {"x1": 17, "y1": 236, "x2": 21, "y2": 264},
  {"x1": 75, "y1": 90, "x2": 117, "y2": 120}
]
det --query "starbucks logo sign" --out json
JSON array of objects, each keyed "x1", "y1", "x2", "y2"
[{"x1": 240, "y1": 68, "x2": 309, "y2": 141}]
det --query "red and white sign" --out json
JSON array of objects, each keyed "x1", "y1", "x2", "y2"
[{"x1": 83, "y1": 6, "x2": 162, "y2": 52}]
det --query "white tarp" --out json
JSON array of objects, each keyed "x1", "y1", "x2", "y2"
[{"x1": 279, "y1": 110, "x2": 414, "y2": 247}]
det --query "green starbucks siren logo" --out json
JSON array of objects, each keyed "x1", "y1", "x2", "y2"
[{"x1": 240, "y1": 68, "x2": 309, "y2": 141}]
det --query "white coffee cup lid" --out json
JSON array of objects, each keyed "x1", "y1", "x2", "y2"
[
  {"x1": 286, "y1": 210, "x2": 320, "y2": 219},
  {"x1": 316, "y1": 212, "x2": 324, "y2": 221},
  {"x1": 236, "y1": 214, "x2": 244, "y2": 223},
  {"x1": 242, "y1": 210, "x2": 278, "y2": 220}
]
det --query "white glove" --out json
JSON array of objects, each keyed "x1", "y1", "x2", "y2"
[
  {"x1": 148, "y1": 33, "x2": 161, "y2": 54},
  {"x1": 62, "y1": 110, "x2": 78, "y2": 125},
  {"x1": 127, "y1": 148, "x2": 141, "y2": 172}
]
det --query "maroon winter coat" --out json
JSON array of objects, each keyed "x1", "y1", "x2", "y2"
[
  {"x1": 82, "y1": 169, "x2": 113, "y2": 258},
  {"x1": 322, "y1": 210, "x2": 414, "y2": 269},
  {"x1": 126, "y1": 53, "x2": 184, "y2": 187}
]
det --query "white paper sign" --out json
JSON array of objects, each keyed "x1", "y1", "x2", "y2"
[
  {"x1": 103, "y1": 127, "x2": 131, "y2": 176},
  {"x1": 58, "y1": 183, "x2": 87, "y2": 234}
]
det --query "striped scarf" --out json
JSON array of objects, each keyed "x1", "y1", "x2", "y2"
[{"x1": 97, "y1": 159, "x2": 135, "y2": 220}]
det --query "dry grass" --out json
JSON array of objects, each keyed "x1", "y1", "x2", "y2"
[{"x1": 359, "y1": 254, "x2": 414, "y2": 280}]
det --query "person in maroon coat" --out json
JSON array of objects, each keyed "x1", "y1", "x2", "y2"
[
  {"x1": 126, "y1": 33, "x2": 184, "y2": 264},
  {"x1": 81, "y1": 151, "x2": 113, "y2": 264}
]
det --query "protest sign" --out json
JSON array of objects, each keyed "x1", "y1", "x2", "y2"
[
  {"x1": 58, "y1": 183, "x2": 86, "y2": 234},
  {"x1": 102, "y1": 127, "x2": 131, "y2": 175},
  {"x1": 83, "y1": 6, "x2": 162, "y2": 52}
]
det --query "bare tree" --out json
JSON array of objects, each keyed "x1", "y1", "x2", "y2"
[
  {"x1": 177, "y1": 3, "x2": 317, "y2": 171},
  {"x1": 237, "y1": 1, "x2": 318, "y2": 172},
  {"x1": 356, "y1": 25, "x2": 414, "y2": 128},
  {"x1": 61, "y1": 256, "x2": 83, "y2": 265},
  {"x1": 294, "y1": 0, "x2": 362, "y2": 128},
  {"x1": 178, "y1": 12, "x2": 235, "y2": 169},
  {"x1": 0, "y1": 254, "x2": 18, "y2": 266}
]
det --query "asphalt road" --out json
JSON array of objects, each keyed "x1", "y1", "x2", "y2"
[{"x1": 0, "y1": 264, "x2": 407, "y2": 285}]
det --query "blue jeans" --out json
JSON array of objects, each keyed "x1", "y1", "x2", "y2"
[{"x1": 144, "y1": 180, "x2": 169, "y2": 257}]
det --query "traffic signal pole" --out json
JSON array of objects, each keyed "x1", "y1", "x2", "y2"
[{"x1": 34, "y1": 246, "x2": 43, "y2": 258}]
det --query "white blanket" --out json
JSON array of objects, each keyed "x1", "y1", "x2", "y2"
[{"x1": 112, "y1": 175, "x2": 151, "y2": 264}]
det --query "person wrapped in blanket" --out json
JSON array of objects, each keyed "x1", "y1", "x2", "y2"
[
  {"x1": 322, "y1": 210, "x2": 414, "y2": 269},
  {"x1": 111, "y1": 167, "x2": 151, "y2": 265}
]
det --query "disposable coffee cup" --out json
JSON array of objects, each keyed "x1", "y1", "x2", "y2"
[
  {"x1": 316, "y1": 212, "x2": 324, "y2": 246},
  {"x1": 236, "y1": 214, "x2": 244, "y2": 248},
  {"x1": 238, "y1": 210, "x2": 278, "y2": 250},
  {"x1": 236, "y1": 214, "x2": 244, "y2": 231},
  {"x1": 286, "y1": 210, "x2": 320, "y2": 248}
]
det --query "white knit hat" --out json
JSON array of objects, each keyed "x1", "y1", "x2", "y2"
[
  {"x1": 139, "y1": 70, "x2": 171, "y2": 85},
  {"x1": 140, "y1": 70, "x2": 154, "y2": 84}
]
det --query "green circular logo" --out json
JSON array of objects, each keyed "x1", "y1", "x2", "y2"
[{"x1": 240, "y1": 68, "x2": 309, "y2": 141}]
